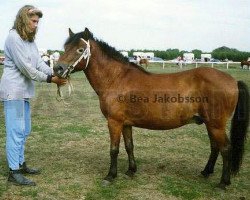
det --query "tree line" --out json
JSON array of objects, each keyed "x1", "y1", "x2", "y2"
[
  {"x1": 1, "y1": 46, "x2": 250, "y2": 61},
  {"x1": 128, "y1": 46, "x2": 250, "y2": 61}
]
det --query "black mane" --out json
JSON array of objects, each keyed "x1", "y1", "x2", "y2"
[{"x1": 64, "y1": 28, "x2": 149, "y2": 74}]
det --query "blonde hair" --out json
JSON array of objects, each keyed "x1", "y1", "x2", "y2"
[{"x1": 13, "y1": 5, "x2": 43, "y2": 42}]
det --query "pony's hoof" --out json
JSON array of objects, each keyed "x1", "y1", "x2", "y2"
[
  {"x1": 216, "y1": 183, "x2": 227, "y2": 190},
  {"x1": 200, "y1": 170, "x2": 210, "y2": 178},
  {"x1": 125, "y1": 170, "x2": 135, "y2": 178},
  {"x1": 102, "y1": 175, "x2": 115, "y2": 186},
  {"x1": 102, "y1": 179, "x2": 112, "y2": 187}
]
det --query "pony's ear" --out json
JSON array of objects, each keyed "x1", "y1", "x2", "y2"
[
  {"x1": 69, "y1": 28, "x2": 74, "y2": 37},
  {"x1": 83, "y1": 27, "x2": 92, "y2": 39},
  {"x1": 84, "y1": 27, "x2": 90, "y2": 33}
]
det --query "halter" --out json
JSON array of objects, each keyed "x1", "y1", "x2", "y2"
[
  {"x1": 57, "y1": 38, "x2": 91, "y2": 104},
  {"x1": 62, "y1": 38, "x2": 91, "y2": 78}
]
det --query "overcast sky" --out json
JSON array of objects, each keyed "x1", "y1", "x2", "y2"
[{"x1": 0, "y1": 0, "x2": 250, "y2": 52}]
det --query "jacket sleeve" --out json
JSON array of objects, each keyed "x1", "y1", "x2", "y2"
[{"x1": 6, "y1": 33, "x2": 49, "y2": 82}]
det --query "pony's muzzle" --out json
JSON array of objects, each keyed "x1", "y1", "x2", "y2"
[{"x1": 54, "y1": 63, "x2": 68, "y2": 78}]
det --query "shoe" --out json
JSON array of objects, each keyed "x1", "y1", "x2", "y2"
[
  {"x1": 20, "y1": 162, "x2": 41, "y2": 175},
  {"x1": 8, "y1": 170, "x2": 36, "y2": 186}
]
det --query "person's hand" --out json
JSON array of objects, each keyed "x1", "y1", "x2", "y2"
[{"x1": 51, "y1": 76, "x2": 68, "y2": 86}]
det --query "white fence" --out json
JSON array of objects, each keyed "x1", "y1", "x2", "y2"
[{"x1": 148, "y1": 60, "x2": 241, "y2": 69}]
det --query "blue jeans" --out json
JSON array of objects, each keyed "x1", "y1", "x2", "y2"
[{"x1": 3, "y1": 100, "x2": 31, "y2": 170}]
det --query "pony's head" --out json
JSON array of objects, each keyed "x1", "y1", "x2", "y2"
[{"x1": 54, "y1": 28, "x2": 93, "y2": 78}]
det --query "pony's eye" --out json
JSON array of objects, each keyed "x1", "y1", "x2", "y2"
[{"x1": 77, "y1": 48, "x2": 84, "y2": 54}]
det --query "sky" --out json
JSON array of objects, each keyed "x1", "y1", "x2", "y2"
[{"x1": 0, "y1": 0, "x2": 250, "y2": 52}]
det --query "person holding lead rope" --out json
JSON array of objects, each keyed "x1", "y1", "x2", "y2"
[{"x1": 0, "y1": 5, "x2": 67, "y2": 186}]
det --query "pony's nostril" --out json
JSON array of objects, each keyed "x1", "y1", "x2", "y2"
[
  {"x1": 57, "y1": 66, "x2": 63, "y2": 71},
  {"x1": 55, "y1": 65, "x2": 64, "y2": 73}
]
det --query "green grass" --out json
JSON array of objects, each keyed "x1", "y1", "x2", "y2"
[{"x1": 0, "y1": 63, "x2": 249, "y2": 200}]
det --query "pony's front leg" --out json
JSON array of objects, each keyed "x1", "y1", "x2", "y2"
[
  {"x1": 103, "y1": 119, "x2": 123, "y2": 185},
  {"x1": 122, "y1": 125, "x2": 137, "y2": 177}
]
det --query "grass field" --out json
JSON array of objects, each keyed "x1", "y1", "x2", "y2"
[{"x1": 0, "y1": 63, "x2": 249, "y2": 200}]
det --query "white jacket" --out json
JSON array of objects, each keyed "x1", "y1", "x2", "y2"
[{"x1": 0, "y1": 29, "x2": 52, "y2": 100}]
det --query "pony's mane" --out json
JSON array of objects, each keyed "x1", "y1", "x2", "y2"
[{"x1": 64, "y1": 28, "x2": 149, "y2": 74}]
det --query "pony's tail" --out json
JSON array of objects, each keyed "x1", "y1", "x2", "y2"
[{"x1": 230, "y1": 81, "x2": 249, "y2": 175}]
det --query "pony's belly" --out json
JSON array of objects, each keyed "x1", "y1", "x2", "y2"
[
  {"x1": 133, "y1": 123, "x2": 184, "y2": 130},
  {"x1": 122, "y1": 103, "x2": 195, "y2": 130},
  {"x1": 124, "y1": 118, "x2": 189, "y2": 130}
]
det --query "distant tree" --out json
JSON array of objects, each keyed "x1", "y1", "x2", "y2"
[
  {"x1": 169, "y1": 49, "x2": 180, "y2": 59},
  {"x1": 47, "y1": 50, "x2": 53, "y2": 55},
  {"x1": 212, "y1": 46, "x2": 250, "y2": 61},
  {"x1": 192, "y1": 49, "x2": 202, "y2": 59}
]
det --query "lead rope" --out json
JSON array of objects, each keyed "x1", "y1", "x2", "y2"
[{"x1": 56, "y1": 77, "x2": 74, "y2": 105}]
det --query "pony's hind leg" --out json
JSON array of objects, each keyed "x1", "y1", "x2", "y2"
[
  {"x1": 205, "y1": 126, "x2": 231, "y2": 189},
  {"x1": 103, "y1": 119, "x2": 123, "y2": 185},
  {"x1": 201, "y1": 134, "x2": 219, "y2": 177},
  {"x1": 122, "y1": 126, "x2": 137, "y2": 177}
]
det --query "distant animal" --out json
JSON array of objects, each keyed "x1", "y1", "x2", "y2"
[
  {"x1": 54, "y1": 27, "x2": 249, "y2": 190},
  {"x1": 240, "y1": 60, "x2": 250, "y2": 69},
  {"x1": 139, "y1": 58, "x2": 149, "y2": 69}
]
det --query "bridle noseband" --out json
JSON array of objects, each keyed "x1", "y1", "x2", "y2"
[{"x1": 62, "y1": 38, "x2": 91, "y2": 78}]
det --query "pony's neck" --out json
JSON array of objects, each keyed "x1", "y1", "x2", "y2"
[{"x1": 84, "y1": 42, "x2": 127, "y2": 95}]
